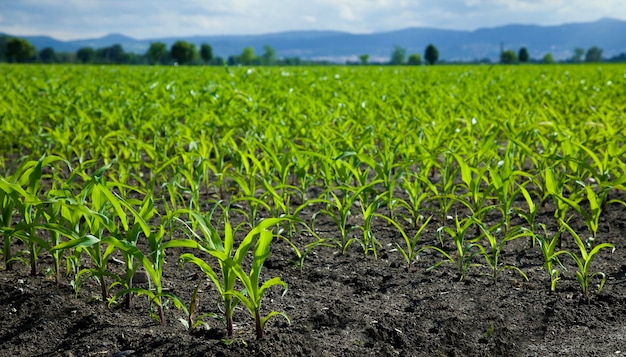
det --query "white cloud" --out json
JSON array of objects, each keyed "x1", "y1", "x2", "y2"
[{"x1": 0, "y1": 0, "x2": 624, "y2": 40}]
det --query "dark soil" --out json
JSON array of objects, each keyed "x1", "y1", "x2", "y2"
[{"x1": 2, "y1": 194, "x2": 626, "y2": 357}]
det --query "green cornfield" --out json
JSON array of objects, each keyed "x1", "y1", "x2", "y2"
[{"x1": 1, "y1": 63, "x2": 625, "y2": 341}]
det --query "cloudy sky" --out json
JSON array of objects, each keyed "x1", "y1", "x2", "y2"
[{"x1": 1, "y1": 0, "x2": 625, "y2": 40}]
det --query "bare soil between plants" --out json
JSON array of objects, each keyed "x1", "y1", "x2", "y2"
[{"x1": 2, "y1": 197, "x2": 626, "y2": 357}]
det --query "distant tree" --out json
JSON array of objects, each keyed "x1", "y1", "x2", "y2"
[
  {"x1": 585, "y1": 46, "x2": 603, "y2": 62},
  {"x1": 6, "y1": 38, "x2": 35, "y2": 62},
  {"x1": 390, "y1": 45, "x2": 406, "y2": 65},
  {"x1": 170, "y1": 40, "x2": 196, "y2": 64},
  {"x1": 227, "y1": 55, "x2": 240, "y2": 66},
  {"x1": 424, "y1": 44, "x2": 439, "y2": 65},
  {"x1": 240, "y1": 46, "x2": 257, "y2": 65},
  {"x1": 0, "y1": 35, "x2": 8, "y2": 62},
  {"x1": 500, "y1": 50, "x2": 517, "y2": 64},
  {"x1": 76, "y1": 47, "x2": 95, "y2": 63},
  {"x1": 518, "y1": 47, "x2": 529, "y2": 63},
  {"x1": 283, "y1": 57, "x2": 301, "y2": 66},
  {"x1": 359, "y1": 54, "x2": 369, "y2": 65},
  {"x1": 146, "y1": 42, "x2": 168, "y2": 65},
  {"x1": 261, "y1": 45, "x2": 277, "y2": 65},
  {"x1": 95, "y1": 44, "x2": 124, "y2": 63},
  {"x1": 38, "y1": 47, "x2": 57, "y2": 63},
  {"x1": 542, "y1": 53, "x2": 555, "y2": 64},
  {"x1": 608, "y1": 53, "x2": 626, "y2": 63},
  {"x1": 200, "y1": 43, "x2": 213, "y2": 64},
  {"x1": 408, "y1": 53, "x2": 422, "y2": 65},
  {"x1": 56, "y1": 52, "x2": 75, "y2": 63},
  {"x1": 212, "y1": 56, "x2": 225, "y2": 66},
  {"x1": 572, "y1": 47, "x2": 585, "y2": 62}
]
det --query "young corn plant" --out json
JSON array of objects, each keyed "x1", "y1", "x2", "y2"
[
  {"x1": 515, "y1": 184, "x2": 539, "y2": 247},
  {"x1": 395, "y1": 172, "x2": 430, "y2": 228},
  {"x1": 544, "y1": 165, "x2": 575, "y2": 246},
  {"x1": 260, "y1": 178, "x2": 305, "y2": 237},
  {"x1": 562, "y1": 183, "x2": 602, "y2": 243},
  {"x1": 533, "y1": 224, "x2": 569, "y2": 292},
  {"x1": 50, "y1": 167, "x2": 128, "y2": 302},
  {"x1": 179, "y1": 211, "x2": 285, "y2": 337},
  {"x1": 375, "y1": 214, "x2": 451, "y2": 270},
  {"x1": 178, "y1": 277, "x2": 219, "y2": 331},
  {"x1": 424, "y1": 151, "x2": 461, "y2": 228},
  {"x1": 106, "y1": 225, "x2": 200, "y2": 324},
  {"x1": 32, "y1": 195, "x2": 83, "y2": 285},
  {"x1": 0, "y1": 177, "x2": 34, "y2": 270},
  {"x1": 10, "y1": 155, "x2": 69, "y2": 276},
  {"x1": 279, "y1": 230, "x2": 332, "y2": 272},
  {"x1": 435, "y1": 215, "x2": 481, "y2": 281},
  {"x1": 224, "y1": 226, "x2": 290, "y2": 339},
  {"x1": 229, "y1": 170, "x2": 272, "y2": 230},
  {"x1": 359, "y1": 141, "x2": 405, "y2": 219},
  {"x1": 108, "y1": 194, "x2": 157, "y2": 309},
  {"x1": 560, "y1": 220, "x2": 615, "y2": 298},
  {"x1": 353, "y1": 195, "x2": 384, "y2": 258},
  {"x1": 473, "y1": 221, "x2": 530, "y2": 283},
  {"x1": 450, "y1": 153, "x2": 496, "y2": 228},
  {"x1": 487, "y1": 166, "x2": 532, "y2": 236},
  {"x1": 313, "y1": 181, "x2": 381, "y2": 254}
]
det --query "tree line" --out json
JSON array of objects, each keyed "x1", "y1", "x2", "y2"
[
  {"x1": 0, "y1": 36, "x2": 313, "y2": 65},
  {"x1": 499, "y1": 46, "x2": 605, "y2": 64},
  {"x1": 0, "y1": 35, "x2": 623, "y2": 65}
]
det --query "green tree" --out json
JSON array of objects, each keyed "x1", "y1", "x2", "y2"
[
  {"x1": 572, "y1": 47, "x2": 585, "y2": 62},
  {"x1": 76, "y1": 47, "x2": 95, "y2": 63},
  {"x1": 6, "y1": 37, "x2": 35, "y2": 62},
  {"x1": 227, "y1": 55, "x2": 240, "y2": 66},
  {"x1": 585, "y1": 46, "x2": 603, "y2": 62},
  {"x1": 146, "y1": 42, "x2": 168, "y2": 65},
  {"x1": 56, "y1": 52, "x2": 75, "y2": 63},
  {"x1": 424, "y1": 44, "x2": 439, "y2": 65},
  {"x1": 390, "y1": 45, "x2": 406, "y2": 65},
  {"x1": 240, "y1": 46, "x2": 257, "y2": 65},
  {"x1": 95, "y1": 44, "x2": 124, "y2": 64},
  {"x1": 0, "y1": 35, "x2": 8, "y2": 62},
  {"x1": 170, "y1": 41, "x2": 197, "y2": 65},
  {"x1": 359, "y1": 54, "x2": 369, "y2": 65},
  {"x1": 518, "y1": 47, "x2": 529, "y2": 63},
  {"x1": 542, "y1": 53, "x2": 555, "y2": 64},
  {"x1": 283, "y1": 57, "x2": 300, "y2": 65},
  {"x1": 39, "y1": 47, "x2": 57, "y2": 63},
  {"x1": 261, "y1": 45, "x2": 277, "y2": 65},
  {"x1": 500, "y1": 50, "x2": 517, "y2": 64},
  {"x1": 408, "y1": 53, "x2": 422, "y2": 65},
  {"x1": 200, "y1": 43, "x2": 213, "y2": 64}
]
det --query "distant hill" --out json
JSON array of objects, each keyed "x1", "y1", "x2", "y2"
[{"x1": 3, "y1": 17, "x2": 626, "y2": 62}]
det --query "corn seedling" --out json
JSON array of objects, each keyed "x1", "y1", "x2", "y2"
[
  {"x1": 180, "y1": 212, "x2": 285, "y2": 337},
  {"x1": 223, "y1": 226, "x2": 290, "y2": 339},
  {"x1": 0, "y1": 177, "x2": 35, "y2": 270},
  {"x1": 473, "y1": 221, "x2": 530, "y2": 283},
  {"x1": 376, "y1": 214, "x2": 451, "y2": 270},
  {"x1": 436, "y1": 215, "x2": 481, "y2": 281},
  {"x1": 533, "y1": 224, "x2": 569, "y2": 292},
  {"x1": 313, "y1": 181, "x2": 381, "y2": 254},
  {"x1": 353, "y1": 196, "x2": 384, "y2": 258},
  {"x1": 560, "y1": 220, "x2": 615, "y2": 298},
  {"x1": 396, "y1": 172, "x2": 430, "y2": 228},
  {"x1": 515, "y1": 184, "x2": 539, "y2": 247}
]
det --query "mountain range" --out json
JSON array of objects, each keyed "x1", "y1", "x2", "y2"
[{"x1": 4, "y1": 17, "x2": 626, "y2": 62}]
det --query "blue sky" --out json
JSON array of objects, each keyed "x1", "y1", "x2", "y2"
[{"x1": 1, "y1": 0, "x2": 625, "y2": 40}]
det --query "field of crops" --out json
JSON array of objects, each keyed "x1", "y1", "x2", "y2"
[{"x1": 1, "y1": 63, "x2": 626, "y2": 356}]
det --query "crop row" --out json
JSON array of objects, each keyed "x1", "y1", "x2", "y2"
[{"x1": 1, "y1": 64, "x2": 625, "y2": 339}]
